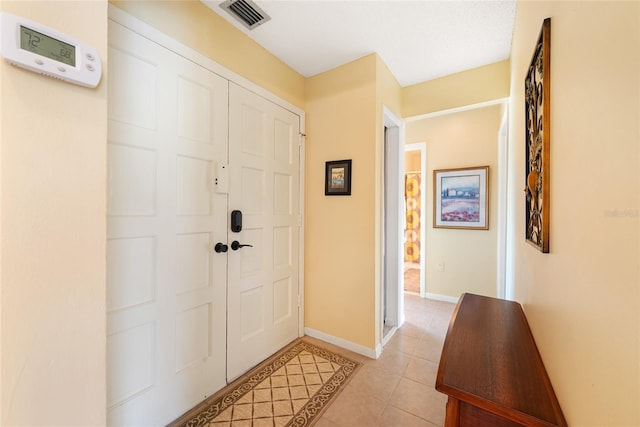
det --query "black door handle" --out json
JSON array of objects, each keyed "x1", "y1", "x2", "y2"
[
  {"x1": 214, "y1": 242, "x2": 228, "y2": 253},
  {"x1": 231, "y1": 240, "x2": 253, "y2": 251}
]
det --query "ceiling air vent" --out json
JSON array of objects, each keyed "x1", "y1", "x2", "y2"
[{"x1": 220, "y1": 0, "x2": 271, "y2": 30}]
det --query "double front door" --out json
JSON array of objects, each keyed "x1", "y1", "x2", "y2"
[{"x1": 106, "y1": 20, "x2": 301, "y2": 426}]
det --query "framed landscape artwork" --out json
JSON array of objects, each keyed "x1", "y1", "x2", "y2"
[
  {"x1": 434, "y1": 166, "x2": 489, "y2": 230},
  {"x1": 525, "y1": 18, "x2": 551, "y2": 253},
  {"x1": 325, "y1": 159, "x2": 352, "y2": 196}
]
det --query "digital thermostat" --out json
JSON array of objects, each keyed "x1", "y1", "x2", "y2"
[{"x1": 0, "y1": 12, "x2": 102, "y2": 88}]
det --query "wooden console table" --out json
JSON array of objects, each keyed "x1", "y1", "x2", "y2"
[{"x1": 436, "y1": 293, "x2": 567, "y2": 427}]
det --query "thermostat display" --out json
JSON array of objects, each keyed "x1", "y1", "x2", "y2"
[
  {"x1": 20, "y1": 25, "x2": 76, "y2": 67},
  {"x1": 1, "y1": 12, "x2": 102, "y2": 88}
]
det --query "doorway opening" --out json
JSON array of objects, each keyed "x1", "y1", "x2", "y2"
[
  {"x1": 381, "y1": 107, "x2": 405, "y2": 346},
  {"x1": 403, "y1": 143, "x2": 427, "y2": 297}
]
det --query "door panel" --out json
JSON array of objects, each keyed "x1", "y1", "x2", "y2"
[
  {"x1": 107, "y1": 22, "x2": 228, "y2": 426},
  {"x1": 227, "y1": 83, "x2": 300, "y2": 380}
]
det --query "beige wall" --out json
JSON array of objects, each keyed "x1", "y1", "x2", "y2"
[
  {"x1": 304, "y1": 54, "x2": 378, "y2": 349},
  {"x1": 402, "y1": 60, "x2": 510, "y2": 118},
  {"x1": 405, "y1": 151, "x2": 421, "y2": 172},
  {"x1": 406, "y1": 106, "x2": 501, "y2": 299},
  {"x1": 110, "y1": 1, "x2": 305, "y2": 109},
  {"x1": 0, "y1": 1, "x2": 108, "y2": 425},
  {"x1": 509, "y1": 1, "x2": 639, "y2": 425},
  {"x1": 304, "y1": 54, "x2": 401, "y2": 352}
]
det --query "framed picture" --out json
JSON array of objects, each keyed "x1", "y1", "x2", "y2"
[
  {"x1": 434, "y1": 166, "x2": 489, "y2": 230},
  {"x1": 525, "y1": 18, "x2": 551, "y2": 253},
  {"x1": 325, "y1": 159, "x2": 352, "y2": 196}
]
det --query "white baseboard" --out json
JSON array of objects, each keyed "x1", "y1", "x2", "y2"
[
  {"x1": 304, "y1": 327, "x2": 380, "y2": 359},
  {"x1": 425, "y1": 293, "x2": 460, "y2": 304},
  {"x1": 381, "y1": 326, "x2": 398, "y2": 347}
]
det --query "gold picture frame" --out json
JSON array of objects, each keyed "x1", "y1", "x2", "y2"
[
  {"x1": 525, "y1": 18, "x2": 551, "y2": 253},
  {"x1": 433, "y1": 166, "x2": 489, "y2": 230}
]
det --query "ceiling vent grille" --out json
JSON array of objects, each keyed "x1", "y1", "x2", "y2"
[{"x1": 220, "y1": 0, "x2": 271, "y2": 30}]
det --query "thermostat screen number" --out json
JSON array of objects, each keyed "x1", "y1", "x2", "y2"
[{"x1": 19, "y1": 25, "x2": 75, "y2": 67}]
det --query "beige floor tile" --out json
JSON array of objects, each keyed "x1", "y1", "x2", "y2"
[
  {"x1": 314, "y1": 295, "x2": 454, "y2": 426},
  {"x1": 428, "y1": 317, "x2": 452, "y2": 336},
  {"x1": 322, "y1": 384, "x2": 386, "y2": 426},
  {"x1": 384, "y1": 333, "x2": 421, "y2": 355},
  {"x1": 403, "y1": 309, "x2": 433, "y2": 326},
  {"x1": 313, "y1": 416, "x2": 342, "y2": 427},
  {"x1": 404, "y1": 356, "x2": 439, "y2": 387},
  {"x1": 366, "y1": 347, "x2": 411, "y2": 375},
  {"x1": 411, "y1": 335, "x2": 444, "y2": 363},
  {"x1": 380, "y1": 405, "x2": 440, "y2": 427},
  {"x1": 396, "y1": 322, "x2": 428, "y2": 339},
  {"x1": 347, "y1": 363, "x2": 402, "y2": 401},
  {"x1": 388, "y1": 378, "x2": 446, "y2": 426}
]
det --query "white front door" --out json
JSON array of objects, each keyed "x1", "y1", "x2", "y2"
[
  {"x1": 107, "y1": 18, "x2": 302, "y2": 426},
  {"x1": 107, "y1": 22, "x2": 228, "y2": 425},
  {"x1": 227, "y1": 83, "x2": 301, "y2": 380}
]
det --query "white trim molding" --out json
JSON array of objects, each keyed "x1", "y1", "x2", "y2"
[
  {"x1": 304, "y1": 327, "x2": 380, "y2": 359},
  {"x1": 425, "y1": 293, "x2": 460, "y2": 304},
  {"x1": 405, "y1": 98, "x2": 509, "y2": 122}
]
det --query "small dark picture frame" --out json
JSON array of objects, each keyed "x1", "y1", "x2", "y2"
[{"x1": 325, "y1": 159, "x2": 352, "y2": 196}]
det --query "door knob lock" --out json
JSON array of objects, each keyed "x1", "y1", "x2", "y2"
[
  {"x1": 231, "y1": 240, "x2": 253, "y2": 251},
  {"x1": 214, "y1": 242, "x2": 228, "y2": 253}
]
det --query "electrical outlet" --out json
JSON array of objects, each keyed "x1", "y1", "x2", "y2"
[{"x1": 437, "y1": 261, "x2": 445, "y2": 272}]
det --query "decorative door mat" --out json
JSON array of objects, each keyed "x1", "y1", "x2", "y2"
[{"x1": 169, "y1": 338, "x2": 361, "y2": 427}]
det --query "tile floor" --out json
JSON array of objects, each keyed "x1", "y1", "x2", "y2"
[{"x1": 312, "y1": 293, "x2": 456, "y2": 427}]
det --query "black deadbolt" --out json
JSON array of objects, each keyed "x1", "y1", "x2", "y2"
[
  {"x1": 231, "y1": 210, "x2": 242, "y2": 232},
  {"x1": 214, "y1": 242, "x2": 228, "y2": 253}
]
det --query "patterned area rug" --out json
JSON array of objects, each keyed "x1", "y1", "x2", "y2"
[{"x1": 169, "y1": 339, "x2": 361, "y2": 427}]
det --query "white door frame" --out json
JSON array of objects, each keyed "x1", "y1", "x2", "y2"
[
  {"x1": 497, "y1": 106, "x2": 511, "y2": 299},
  {"x1": 404, "y1": 142, "x2": 427, "y2": 298},
  {"x1": 381, "y1": 106, "x2": 405, "y2": 347},
  {"x1": 108, "y1": 1, "x2": 306, "y2": 366}
]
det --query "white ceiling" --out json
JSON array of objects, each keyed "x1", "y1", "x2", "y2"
[{"x1": 202, "y1": 0, "x2": 516, "y2": 87}]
